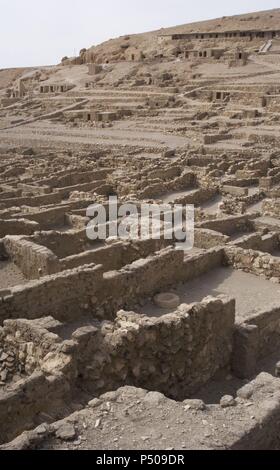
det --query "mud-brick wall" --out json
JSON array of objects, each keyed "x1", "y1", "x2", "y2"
[
  {"x1": 3, "y1": 236, "x2": 60, "y2": 279},
  {"x1": 246, "y1": 306, "x2": 280, "y2": 359},
  {"x1": 100, "y1": 248, "x2": 186, "y2": 314},
  {"x1": 231, "y1": 233, "x2": 279, "y2": 253},
  {"x1": 174, "y1": 188, "x2": 217, "y2": 205},
  {"x1": 75, "y1": 297, "x2": 235, "y2": 399},
  {"x1": 0, "y1": 317, "x2": 61, "y2": 375},
  {"x1": 94, "y1": 246, "x2": 224, "y2": 320},
  {"x1": 0, "y1": 264, "x2": 104, "y2": 323},
  {"x1": 0, "y1": 248, "x2": 224, "y2": 323},
  {"x1": 61, "y1": 238, "x2": 173, "y2": 272},
  {"x1": 0, "y1": 372, "x2": 69, "y2": 445},
  {"x1": 32, "y1": 230, "x2": 86, "y2": 259},
  {"x1": 225, "y1": 246, "x2": 280, "y2": 281},
  {"x1": 263, "y1": 199, "x2": 280, "y2": 217},
  {"x1": 0, "y1": 219, "x2": 39, "y2": 238},
  {"x1": 260, "y1": 173, "x2": 280, "y2": 190},
  {"x1": 233, "y1": 305, "x2": 280, "y2": 379},
  {"x1": 194, "y1": 228, "x2": 230, "y2": 249},
  {"x1": 138, "y1": 171, "x2": 196, "y2": 199}
]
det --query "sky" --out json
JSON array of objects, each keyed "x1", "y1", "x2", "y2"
[{"x1": 0, "y1": 0, "x2": 279, "y2": 69}]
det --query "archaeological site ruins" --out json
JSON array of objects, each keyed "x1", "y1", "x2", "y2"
[{"x1": 1, "y1": 7, "x2": 280, "y2": 451}]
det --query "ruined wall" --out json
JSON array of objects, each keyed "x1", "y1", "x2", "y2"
[
  {"x1": 230, "y1": 232, "x2": 279, "y2": 252},
  {"x1": 61, "y1": 238, "x2": 173, "y2": 272},
  {"x1": 262, "y1": 199, "x2": 280, "y2": 217},
  {"x1": 233, "y1": 304, "x2": 280, "y2": 379},
  {"x1": 74, "y1": 296, "x2": 235, "y2": 399},
  {"x1": 0, "y1": 192, "x2": 62, "y2": 210},
  {"x1": 0, "y1": 316, "x2": 73, "y2": 444},
  {"x1": 0, "y1": 372, "x2": 69, "y2": 445},
  {"x1": 172, "y1": 188, "x2": 217, "y2": 206},
  {"x1": 194, "y1": 228, "x2": 230, "y2": 248},
  {"x1": 260, "y1": 173, "x2": 280, "y2": 190},
  {"x1": 0, "y1": 264, "x2": 104, "y2": 323},
  {"x1": 220, "y1": 193, "x2": 264, "y2": 215},
  {"x1": 0, "y1": 317, "x2": 62, "y2": 376},
  {"x1": 137, "y1": 171, "x2": 197, "y2": 199},
  {"x1": 32, "y1": 230, "x2": 87, "y2": 259},
  {"x1": 220, "y1": 198, "x2": 246, "y2": 215},
  {"x1": 100, "y1": 247, "x2": 224, "y2": 315},
  {"x1": 16, "y1": 207, "x2": 69, "y2": 230},
  {"x1": 246, "y1": 306, "x2": 280, "y2": 359}
]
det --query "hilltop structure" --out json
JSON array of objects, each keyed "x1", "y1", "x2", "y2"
[{"x1": 1, "y1": 8, "x2": 280, "y2": 450}]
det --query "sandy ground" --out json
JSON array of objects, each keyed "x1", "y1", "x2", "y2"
[
  {"x1": 137, "y1": 267, "x2": 280, "y2": 321},
  {"x1": 155, "y1": 188, "x2": 196, "y2": 203}
]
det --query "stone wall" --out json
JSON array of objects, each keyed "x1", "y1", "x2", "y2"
[
  {"x1": 221, "y1": 192, "x2": 264, "y2": 215},
  {"x1": 260, "y1": 173, "x2": 280, "y2": 190},
  {"x1": 197, "y1": 214, "x2": 255, "y2": 236},
  {"x1": 0, "y1": 317, "x2": 72, "y2": 444},
  {"x1": 0, "y1": 192, "x2": 62, "y2": 210},
  {"x1": 233, "y1": 304, "x2": 280, "y2": 379},
  {"x1": 220, "y1": 198, "x2": 246, "y2": 215},
  {"x1": 100, "y1": 247, "x2": 224, "y2": 315},
  {"x1": 0, "y1": 247, "x2": 224, "y2": 323},
  {"x1": 0, "y1": 219, "x2": 39, "y2": 238},
  {"x1": 32, "y1": 230, "x2": 87, "y2": 259},
  {"x1": 230, "y1": 232, "x2": 279, "y2": 252},
  {"x1": 194, "y1": 228, "x2": 230, "y2": 248},
  {"x1": 3, "y1": 236, "x2": 60, "y2": 279},
  {"x1": 73, "y1": 296, "x2": 235, "y2": 399},
  {"x1": 225, "y1": 245, "x2": 280, "y2": 281},
  {"x1": 262, "y1": 198, "x2": 280, "y2": 217},
  {"x1": 0, "y1": 317, "x2": 62, "y2": 376},
  {"x1": 3, "y1": 226, "x2": 175, "y2": 280},
  {"x1": 35, "y1": 169, "x2": 111, "y2": 188},
  {"x1": 204, "y1": 134, "x2": 232, "y2": 145},
  {"x1": 61, "y1": 238, "x2": 173, "y2": 272},
  {"x1": 137, "y1": 171, "x2": 197, "y2": 199},
  {"x1": 0, "y1": 372, "x2": 69, "y2": 445},
  {"x1": 15, "y1": 207, "x2": 69, "y2": 230},
  {"x1": 171, "y1": 188, "x2": 217, "y2": 206},
  {"x1": 0, "y1": 264, "x2": 104, "y2": 323}
]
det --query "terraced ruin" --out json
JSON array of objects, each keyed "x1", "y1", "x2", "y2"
[{"x1": 2, "y1": 8, "x2": 280, "y2": 450}]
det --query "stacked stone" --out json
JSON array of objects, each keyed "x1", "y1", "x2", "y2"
[{"x1": 0, "y1": 348, "x2": 19, "y2": 384}]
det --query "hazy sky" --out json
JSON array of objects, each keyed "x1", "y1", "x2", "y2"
[{"x1": 0, "y1": 0, "x2": 279, "y2": 68}]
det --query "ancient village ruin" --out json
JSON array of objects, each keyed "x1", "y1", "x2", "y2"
[{"x1": 1, "y1": 8, "x2": 280, "y2": 450}]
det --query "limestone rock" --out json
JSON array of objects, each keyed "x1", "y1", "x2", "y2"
[{"x1": 55, "y1": 423, "x2": 76, "y2": 441}]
